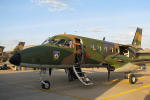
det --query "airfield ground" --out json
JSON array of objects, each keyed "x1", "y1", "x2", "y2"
[{"x1": 0, "y1": 67, "x2": 150, "y2": 100}]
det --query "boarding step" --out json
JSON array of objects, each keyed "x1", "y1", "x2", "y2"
[{"x1": 73, "y1": 65, "x2": 93, "y2": 85}]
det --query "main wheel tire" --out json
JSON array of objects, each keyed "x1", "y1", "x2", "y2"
[
  {"x1": 129, "y1": 74, "x2": 137, "y2": 84},
  {"x1": 41, "y1": 80, "x2": 50, "y2": 89}
]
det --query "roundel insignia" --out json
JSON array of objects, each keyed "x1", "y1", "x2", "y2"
[{"x1": 53, "y1": 51, "x2": 60, "y2": 60}]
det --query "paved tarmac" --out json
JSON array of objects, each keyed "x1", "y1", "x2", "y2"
[{"x1": 0, "y1": 67, "x2": 150, "y2": 100}]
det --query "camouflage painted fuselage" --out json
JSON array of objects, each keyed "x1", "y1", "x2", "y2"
[
  {"x1": 18, "y1": 34, "x2": 124, "y2": 69},
  {"x1": 10, "y1": 27, "x2": 150, "y2": 73}
]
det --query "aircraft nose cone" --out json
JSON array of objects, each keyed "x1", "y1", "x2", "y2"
[{"x1": 9, "y1": 53, "x2": 21, "y2": 66}]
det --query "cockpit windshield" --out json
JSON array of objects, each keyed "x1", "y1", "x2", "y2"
[
  {"x1": 42, "y1": 37, "x2": 50, "y2": 45},
  {"x1": 42, "y1": 37, "x2": 74, "y2": 48}
]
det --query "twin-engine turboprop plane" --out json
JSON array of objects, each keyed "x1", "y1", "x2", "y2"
[{"x1": 9, "y1": 27, "x2": 150, "y2": 89}]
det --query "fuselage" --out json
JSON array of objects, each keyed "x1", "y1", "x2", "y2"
[
  {"x1": 9, "y1": 34, "x2": 133, "y2": 70},
  {"x1": 9, "y1": 28, "x2": 147, "y2": 87}
]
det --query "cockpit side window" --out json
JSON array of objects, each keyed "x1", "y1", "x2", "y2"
[
  {"x1": 64, "y1": 40, "x2": 74, "y2": 48},
  {"x1": 56, "y1": 39, "x2": 65, "y2": 46},
  {"x1": 42, "y1": 36, "x2": 74, "y2": 48},
  {"x1": 64, "y1": 40, "x2": 70, "y2": 47},
  {"x1": 50, "y1": 39, "x2": 57, "y2": 44},
  {"x1": 57, "y1": 39, "x2": 65, "y2": 44},
  {"x1": 42, "y1": 37, "x2": 51, "y2": 45},
  {"x1": 42, "y1": 37, "x2": 59, "y2": 45}
]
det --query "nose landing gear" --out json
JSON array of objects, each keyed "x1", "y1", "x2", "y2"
[
  {"x1": 41, "y1": 80, "x2": 50, "y2": 89},
  {"x1": 40, "y1": 68, "x2": 51, "y2": 90}
]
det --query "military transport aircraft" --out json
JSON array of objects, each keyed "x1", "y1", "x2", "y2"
[
  {"x1": 9, "y1": 27, "x2": 150, "y2": 89},
  {"x1": 0, "y1": 42, "x2": 25, "y2": 70}
]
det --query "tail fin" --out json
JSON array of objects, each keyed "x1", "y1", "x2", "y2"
[{"x1": 132, "y1": 27, "x2": 142, "y2": 48}]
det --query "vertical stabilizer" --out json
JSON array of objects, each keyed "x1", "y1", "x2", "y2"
[{"x1": 132, "y1": 27, "x2": 142, "y2": 48}]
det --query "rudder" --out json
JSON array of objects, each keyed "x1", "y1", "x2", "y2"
[{"x1": 132, "y1": 27, "x2": 142, "y2": 48}]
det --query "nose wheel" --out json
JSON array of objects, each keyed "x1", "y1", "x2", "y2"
[
  {"x1": 41, "y1": 80, "x2": 50, "y2": 89},
  {"x1": 40, "y1": 68, "x2": 51, "y2": 90}
]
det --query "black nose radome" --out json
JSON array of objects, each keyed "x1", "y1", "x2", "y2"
[{"x1": 9, "y1": 53, "x2": 21, "y2": 66}]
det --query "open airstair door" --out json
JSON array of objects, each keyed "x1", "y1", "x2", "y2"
[
  {"x1": 73, "y1": 38, "x2": 93, "y2": 85},
  {"x1": 73, "y1": 65, "x2": 93, "y2": 85}
]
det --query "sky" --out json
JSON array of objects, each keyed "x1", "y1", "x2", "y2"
[{"x1": 0, "y1": 0, "x2": 150, "y2": 51}]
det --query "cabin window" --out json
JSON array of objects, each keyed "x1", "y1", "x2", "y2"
[
  {"x1": 104, "y1": 47, "x2": 107, "y2": 52},
  {"x1": 97, "y1": 46, "x2": 100, "y2": 52},
  {"x1": 97, "y1": 46, "x2": 102, "y2": 52},
  {"x1": 100, "y1": 46, "x2": 101, "y2": 51},
  {"x1": 116, "y1": 48, "x2": 119, "y2": 53},
  {"x1": 111, "y1": 48, "x2": 113, "y2": 53},
  {"x1": 90, "y1": 44, "x2": 94, "y2": 50}
]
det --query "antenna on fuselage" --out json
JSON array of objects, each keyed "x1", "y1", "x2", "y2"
[
  {"x1": 64, "y1": 32, "x2": 67, "y2": 34},
  {"x1": 103, "y1": 37, "x2": 105, "y2": 41}
]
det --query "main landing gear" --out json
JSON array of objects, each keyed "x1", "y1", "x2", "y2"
[
  {"x1": 124, "y1": 73, "x2": 137, "y2": 84},
  {"x1": 107, "y1": 65, "x2": 115, "y2": 81},
  {"x1": 129, "y1": 74, "x2": 137, "y2": 84},
  {"x1": 41, "y1": 80, "x2": 50, "y2": 89},
  {"x1": 40, "y1": 68, "x2": 52, "y2": 89}
]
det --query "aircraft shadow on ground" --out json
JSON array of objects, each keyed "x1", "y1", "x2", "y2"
[
  {"x1": 144, "y1": 94, "x2": 150, "y2": 100},
  {"x1": 0, "y1": 70, "x2": 121, "y2": 99},
  {"x1": 47, "y1": 70, "x2": 122, "y2": 99}
]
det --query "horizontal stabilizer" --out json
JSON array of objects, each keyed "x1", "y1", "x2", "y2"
[{"x1": 131, "y1": 59, "x2": 150, "y2": 65}]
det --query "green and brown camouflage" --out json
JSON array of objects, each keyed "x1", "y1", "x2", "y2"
[
  {"x1": 19, "y1": 34, "x2": 118, "y2": 66},
  {"x1": 10, "y1": 28, "x2": 150, "y2": 71},
  {"x1": 132, "y1": 27, "x2": 142, "y2": 48},
  {"x1": 0, "y1": 46, "x2": 5, "y2": 63},
  {"x1": 104, "y1": 54, "x2": 131, "y2": 69},
  {"x1": 9, "y1": 27, "x2": 150, "y2": 87}
]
